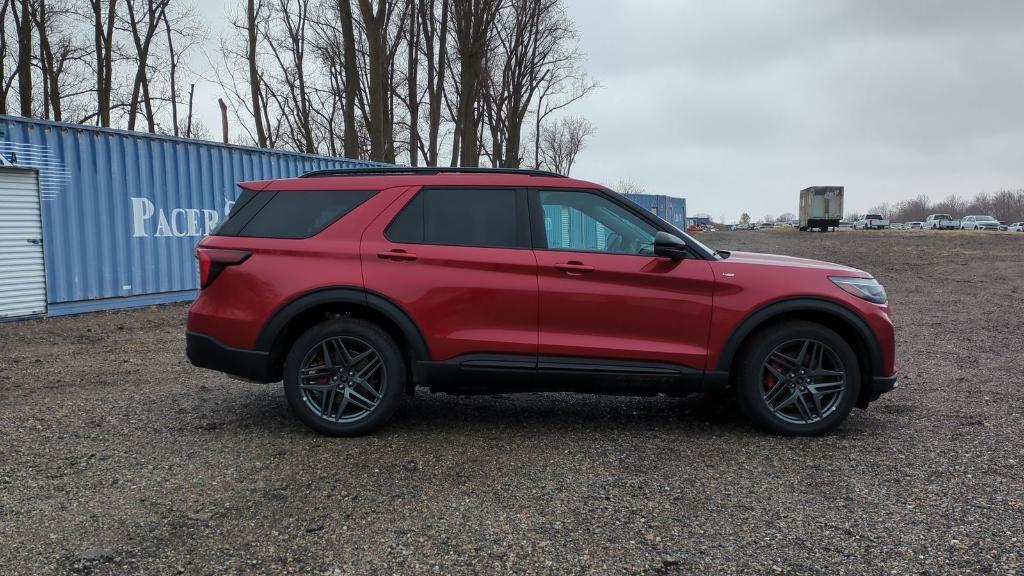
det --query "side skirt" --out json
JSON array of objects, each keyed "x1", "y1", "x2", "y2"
[{"x1": 418, "y1": 354, "x2": 716, "y2": 397}]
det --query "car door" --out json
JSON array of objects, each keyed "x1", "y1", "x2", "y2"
[
  {"x1": 360, "y1": 186, "x2": 537, "y2": 362},
  {"x1": 530, "y1": 188, "x2": 715, "y2": 370}
]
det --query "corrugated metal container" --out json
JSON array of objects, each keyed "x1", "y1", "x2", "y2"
[
  {"x1": 0, "y1": 115, "x2": 383, "y2": 316},
  {"x1": 622, "y1": 193, "x2": 687, "y2": 229},
  {"x1": 798, "y1": 186, "x2": 844, "y2": 230}
]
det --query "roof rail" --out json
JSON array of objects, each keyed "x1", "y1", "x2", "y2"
[{"x1": 300, "y1": 166, "x2": 567, "y2": 178}]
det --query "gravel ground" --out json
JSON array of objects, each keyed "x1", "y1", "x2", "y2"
[{"x1": 1, "y1": 230, "x2": 1022, "y2": 575}]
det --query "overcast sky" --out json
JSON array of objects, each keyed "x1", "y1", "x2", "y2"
[{"x1": 194, "y1": 0, "x2": 1024, "y2": 222}]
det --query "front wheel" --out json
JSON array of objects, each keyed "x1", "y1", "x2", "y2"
[
  {"x1": 283, "y1": 318, "x2": 406, "y2": 436},
  {"x1": 734, "y1": 321, "x2": 861, "y2": 435}
]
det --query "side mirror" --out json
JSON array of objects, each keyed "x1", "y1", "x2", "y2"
[{"x1": 653, "y1": 231, "x2": 688, "y2": 260}]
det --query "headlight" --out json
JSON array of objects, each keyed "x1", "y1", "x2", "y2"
[{"x1": 829, "y1": 276, "x2": 887, "y2": 304}]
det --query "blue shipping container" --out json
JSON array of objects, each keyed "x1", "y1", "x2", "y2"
[
  {"x1": 0, "y1": 115, "x2": 382, "y2": 316},
  {"x1": 622, "y1": 193, "x2": 687, "y2": 229}
]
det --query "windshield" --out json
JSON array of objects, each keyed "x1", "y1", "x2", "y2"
[
  {"x1": 977, "y1": 216, "x2": 996, "y2": 221},
  {"x1": 865, "y1": 214, "x2": 883, "y2": 219}
]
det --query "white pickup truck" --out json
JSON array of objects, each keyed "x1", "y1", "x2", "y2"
[
  {"x1": 854, "y1": 214, "x2": 890, "y2": 230},
  {"x1": 922, "y1": 214, "x2": 960, "y2": 230}
]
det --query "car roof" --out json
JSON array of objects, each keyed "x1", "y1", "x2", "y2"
[{"x1": 240, "y1": 169, "x2": 603, "y2": 192}]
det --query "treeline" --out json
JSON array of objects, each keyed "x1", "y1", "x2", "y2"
[
  {"x1": 0, "y1": 0, "x2": 596, "y2": 172},
  {"x1": 850, "y1": 189, "x2": 1024, "y2": 224}
]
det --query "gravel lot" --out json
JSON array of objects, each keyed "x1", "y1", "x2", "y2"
[{"x1": 2, "y1": 230, "x2": 1022, "y2": 575}]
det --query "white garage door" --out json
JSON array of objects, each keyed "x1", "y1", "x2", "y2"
[{"x1": 0, "y1": 168, "x2": 47, "y2": 318}]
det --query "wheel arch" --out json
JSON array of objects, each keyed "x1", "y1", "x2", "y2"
[
  {"x1": 256, "y1": 287, "x2": 430, "y2": 390},
  {"x1": 716, "y1": 298, "x2": 883, "y2": 408}
]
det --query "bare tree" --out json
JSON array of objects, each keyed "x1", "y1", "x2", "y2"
[
  {"x1": 356, "y1": 0, "x2": 402, "y2": 162},
  {"x1": 614, "y1": 179, "x2": 645, "y2": 194},
  {"x1": 416, "y1": 0, "x2": 447, "y2": 165},
  {"x1": 537, "y1": 114, "x2": 591, "y2": 175},
  {"x1": 481, "y1": 0, "x2": 585, "y2": 168},
  {"x1": 88, "y1": 0, "x2": 118, "y2": 126},
  {"x1": 451, "y1": 0, "x2": 499, "y2": 166},
  {"x1": 122, "y1": 0, "x2": 169, "y2": 131},
  {"x1": 30, "y1": 0, "x2": 86, "y2": 121},
  {"x1": 11, "y1": 0, "x2": 31, "y2": 115},
  {"x1": 0, "y1": 0, "x2": 13, "y2": 114}
]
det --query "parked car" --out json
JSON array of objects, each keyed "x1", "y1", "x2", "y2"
[
  {"x1": 922, "y1": 214, "x2": 960, "y2": 230},
  {"x1": 960, "y1": 215, "x2": 1001, "y2": 231},
  {"x1": 186, "y1": 167, "x2": 897, "y2": 437},
  {"x1": 854, "y1": 214, "x2": 890, "y2": 230},
  {"x1": 1007, "y1": 222, "x2": 1024, "y2": 232},
  {"x1": 908, "y1": 221, "x2": 923, "y2": 229}
]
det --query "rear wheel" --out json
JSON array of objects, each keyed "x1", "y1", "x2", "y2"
[
  {"x1": 734, "y1": 321, "x2": 860, "y2": 435},
  {"x1": 283, "y1": 318, "x2": 405, "y2": 436}
]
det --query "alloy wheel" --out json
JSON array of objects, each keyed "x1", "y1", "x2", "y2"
[
  {"x1": 298, "y1": 336, "x2": 387, "y2": 423},
  {"x1": 760, "y1": 338, "x2": 847, "y2": 425}
]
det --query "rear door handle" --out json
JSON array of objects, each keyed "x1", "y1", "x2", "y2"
[
  {"x1": 377, "y1": 249, "x2": 418, "y2": 262},
  {"x1": 554, "y1": 261, "x2": 594, "y2": 275}
]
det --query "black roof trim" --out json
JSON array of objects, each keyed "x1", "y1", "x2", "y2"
[{"x1": 300, "y1": 166, "x2": 567, "y2": 179}]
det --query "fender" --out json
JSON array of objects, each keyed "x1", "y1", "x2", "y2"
[
  {"x1": 254, "y1": 287, "x2": 431, "y2": 364},
  {"x1": 714, "y1": 297, "x2": 884, "y2": 377}
]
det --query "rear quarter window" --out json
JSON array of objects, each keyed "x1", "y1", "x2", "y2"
[{"x1": 215, "y1": 190, "x2": 376, "y2": 239}]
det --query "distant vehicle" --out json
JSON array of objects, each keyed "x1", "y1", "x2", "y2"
[
  {"x1": 838, "y1": 221, "x2": 854, "y2": 229},
  {"x1": 908, "y1": 221, "x2": 923, "y2": 229},
  {"x1": 922, "y1": 214, "x2": 959, "y2": 230},
  {"x1": 890, "y1": 223, "x2": 906, "y2": 230},
  {"x1": 854, "y1": 214, "x2": 890, "y2": 230},
  {"x1": 1008, "y1": 222, "x2": 1024, "y2": 232},
  {"x1": 799, "y1": 186, "x2": 844, "y2": 231},
  {"x1": 960, "y1": 215, "x2": 1001, "y2": 231}
]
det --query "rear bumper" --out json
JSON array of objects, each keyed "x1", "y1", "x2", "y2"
[{"x1": 186, "y1": 331, "x2": 276, "y2": 383}]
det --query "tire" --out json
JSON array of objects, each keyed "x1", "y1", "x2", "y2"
[
  {"x1": 283, "y1": 318, "x2": 406, "y2": 436},
  {"x1": 733, "y1": 321, "x2": 861, "y2": 436}
]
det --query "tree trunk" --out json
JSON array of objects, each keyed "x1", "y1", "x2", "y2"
[
  {"x1": 406, "y1": 0, "x2": 418, "y2": 166},
  {"x1": 185, "y1": 83, "x2": 194, "y2": 138},
  {"x1": 218, "y1": 98, "x2": 229, "y2": 143},
  {"x1": 164, "y1": 10, "x2": 178, "y2": 136},
  {"x1": 16, "y1": 0, "x2": 31, "y2": 116},
  {"x1": 246, "y1": 0, "x2": 267, "y2": 146},
  {"x1": 338, "y1": 0, "x2": 360, "y2": 158},
  {"x1": 357, "y1": 0, "x2": 388, "y2": 163}
]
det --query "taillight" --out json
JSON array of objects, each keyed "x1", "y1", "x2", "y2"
[{"x1": 195, "y1": 247, "x2": 251, "y2": 288}]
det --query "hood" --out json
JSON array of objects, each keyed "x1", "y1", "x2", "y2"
[{"x1": 722, "y1": 251, "x2": 867, "y2": 275}]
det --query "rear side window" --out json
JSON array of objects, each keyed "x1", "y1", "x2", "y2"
[
  {"x1": 386, "y1": 187, "x2": 528, "y2": 248},
  {"x1": 215, "y1": 190, "x2": 375, "y2": 238}
]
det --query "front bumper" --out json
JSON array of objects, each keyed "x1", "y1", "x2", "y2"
[
  {"x1": 872, "y1": 374, "x2": 898, "y2": 395},
  {"x1": 186, "y1": 331, "x2": 276, "y2": 383}
]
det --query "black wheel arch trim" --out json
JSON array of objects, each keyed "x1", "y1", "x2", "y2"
[
  {"x1": 254, "y1": 286, "x2": 431, "y2": 364},
  {"x1": 715, "y1": 297, "x2": 885, "y2": 377}
]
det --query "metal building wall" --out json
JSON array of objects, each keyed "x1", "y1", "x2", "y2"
[
  {"x1": 622, "y1": 193, "x2": 687, "y2": 229},
  {"x1": 0, "y1": 115, "x2": 383, "y2": 315}
]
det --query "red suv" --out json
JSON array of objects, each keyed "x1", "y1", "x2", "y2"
[{"x1": 186, "y1": 168, "x2": 896, "y2": 436}]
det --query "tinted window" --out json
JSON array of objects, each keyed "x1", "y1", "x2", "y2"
[
  {"x1": 386, "y1": 188, "x2": 527, "y2": 248},
  {"x1": 215, "y1": 190, "x2": 375, "y2": 239},
  {"x1": 539, "y1": 190, "x2": 657, "y2": 255}
]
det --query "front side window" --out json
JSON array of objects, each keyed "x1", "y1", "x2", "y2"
[
  {"x1": 538, "y1": 190, "x2": 658, "y2": 255},
  {"x1": 386, "y1": 187, "x2": 528, "y2": 248}
]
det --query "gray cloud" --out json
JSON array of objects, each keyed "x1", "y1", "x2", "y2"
[{"x1": 568, "y1": 0, "x2": 1024, "y2": 220}]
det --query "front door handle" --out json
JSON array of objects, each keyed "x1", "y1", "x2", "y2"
[
  {"x1": 554, "y1": 261, "x2": 594, "y2": 275},
  {"x1": 377, "y1": 249, "x2": 418, "y2": 262}
]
